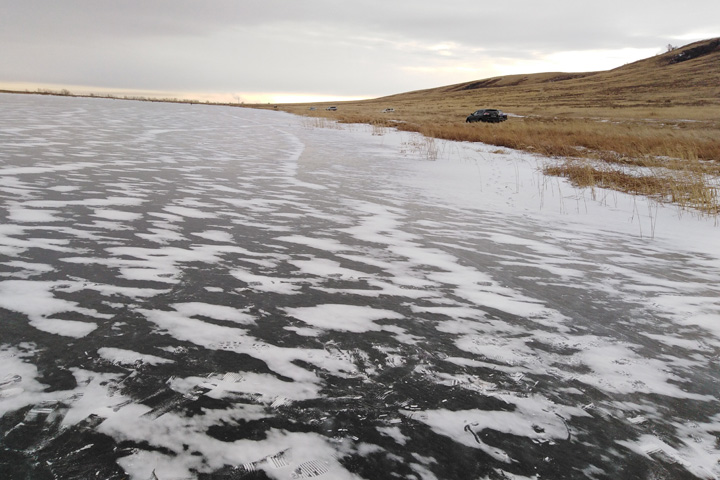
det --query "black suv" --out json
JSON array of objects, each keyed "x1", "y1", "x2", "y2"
[{"x1": 466, "y1": 109, "x2": 508, "y2": 123}]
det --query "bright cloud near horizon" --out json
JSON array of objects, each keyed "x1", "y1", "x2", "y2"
[{"x1": 1, "y1": 0, "x2": 718, "y2": 103}]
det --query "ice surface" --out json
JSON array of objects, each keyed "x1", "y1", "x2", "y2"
[{"x1": 0, "y1": 93, "x2": 718, "y2": 479}]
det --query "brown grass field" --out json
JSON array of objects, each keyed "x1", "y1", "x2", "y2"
[{"x1": 253, "y1": 38, "x2": 720, "y2": 215}]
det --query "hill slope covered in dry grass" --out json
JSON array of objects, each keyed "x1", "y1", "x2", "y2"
[
  {"x1": 368, "y1": 37, "x2": 720, "y2": 118},
  {"x1": 268, "y1": 38, "x2": 720, "y2": 214}
]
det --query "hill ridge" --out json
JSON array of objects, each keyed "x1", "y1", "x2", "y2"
[{"x1": 368, "y1": 37, "x2": 720, "y2": 110}]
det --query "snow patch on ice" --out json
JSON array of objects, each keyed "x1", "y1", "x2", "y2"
[
  {"x1": 97, "y1": 347, "x2": 174, "y2": 366},
  {"x1": 7, "y1": 207, "x2": 62, "y2": 223},
  {"x1": 92, "y1": 209, "x2": 143, "y2": 222},
  {"x1": 285, "y1": 304, "x2": 404, "y2": 333},
  {"x1": 0, "y1": 280, "x2": 107, "y2": 337}
]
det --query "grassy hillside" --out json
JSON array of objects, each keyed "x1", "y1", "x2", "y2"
[{"x1": 263, "y1": 38, "x2": 720, "y2": 214}]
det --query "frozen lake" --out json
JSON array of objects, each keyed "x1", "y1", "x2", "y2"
[{"x1": 1, "y1": 93, "x2": 719, "y2": 479}]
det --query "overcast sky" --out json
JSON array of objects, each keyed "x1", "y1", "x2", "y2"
[{"x1": 1, "y1": 1, "x2": 718, "y2": 103}]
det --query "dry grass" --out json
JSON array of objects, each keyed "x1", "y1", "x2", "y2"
[
  {"x1": 250, "y1": 38, "x2": 720, "y2": 214},
  {"x1": 544, "y1": 160, "x2": 719, "y2": 214}
]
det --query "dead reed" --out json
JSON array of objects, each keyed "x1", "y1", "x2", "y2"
[{"x1": 544, "y1": 160, "x2": 719, "y2": 214}]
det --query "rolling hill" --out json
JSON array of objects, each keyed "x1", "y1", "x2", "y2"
[
  {"x1": 269, "y1": 38, "x2": 719, "y2": 214},
  {"x1": 275, "y1": 37, "x2": 719, "y2": 121},
  {"x1": 379, "y1": 37, "x2": 719, "y2": 115}
]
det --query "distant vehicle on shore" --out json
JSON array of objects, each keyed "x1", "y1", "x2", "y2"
[
  {"x1": 466, "y1": 109, "x2": 507, "y2": 123},
  {"x1": 382, "y1": 108, "x2": 395, "y2": 113},
  {"x1": 326, "y1": 106, "x2": 337, "y2": 111}
]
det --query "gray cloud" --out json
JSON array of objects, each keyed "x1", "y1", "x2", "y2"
[{"x1": 2, "y1": 0, "x2": 718, "y2": 100}]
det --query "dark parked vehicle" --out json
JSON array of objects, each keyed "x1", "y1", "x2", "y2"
[{"x1": 466, "y1": 109, "x2": 507, "y2": 123}]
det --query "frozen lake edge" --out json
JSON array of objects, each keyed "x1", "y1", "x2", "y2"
[{"x1": 1, "y1": 94, "x2": 719, "y2": 479}]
